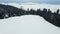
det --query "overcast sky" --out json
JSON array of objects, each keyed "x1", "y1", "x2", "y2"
[{"x1": 0, "y1": 0, "x2": 60, "y2": 4}]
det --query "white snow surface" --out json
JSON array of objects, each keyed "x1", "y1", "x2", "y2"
[
  {"x1": 1, "y1": 2, "x2": 60, "y2": 13},
  {"x1": 0, "y1": 15, "x2": 60, "y2": 34}
]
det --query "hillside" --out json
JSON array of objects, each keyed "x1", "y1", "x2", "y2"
[{"x1": 0, "y1": 15, "x2": 60, "y2": 34}]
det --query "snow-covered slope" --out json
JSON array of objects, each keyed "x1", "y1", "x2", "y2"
[
  {"x1": 0, "y1": 15, "x2": 60, "y2": 34},
  {"x1": 0, "y1": 2, "x2": 60, "y2": 34},
  {"x1": 1, "y1": 2, "x2": 60, "y2": 13}
]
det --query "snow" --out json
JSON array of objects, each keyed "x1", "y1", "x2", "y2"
[
  {"x1": 0, "y1": 15, "x2": 60, "y2": 34},
  {"x1": 1, "y1": 2, "x2": 60, "y2": 13},
  {"x1": 0, "y1": 2, "x2": 60, "y2": 34}
]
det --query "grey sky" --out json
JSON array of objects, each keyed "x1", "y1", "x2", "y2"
[{"x1": 0, "y1": 0, "x2": 60, "y2": 4}]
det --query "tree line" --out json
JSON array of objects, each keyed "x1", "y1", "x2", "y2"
[{"x1": 0, "y1": 4, "x2": 60, "y2": 27}]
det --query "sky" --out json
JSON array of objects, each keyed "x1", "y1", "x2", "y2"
[{"x1": 0, "y1": 0, "x2": 60, "y2": 4}]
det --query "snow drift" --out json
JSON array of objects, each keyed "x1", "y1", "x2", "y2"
[{"x1": 0, "y1": 15, "x2": 60, "y2": 34}]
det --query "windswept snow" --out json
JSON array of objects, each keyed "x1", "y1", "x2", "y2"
[
  {"x1": 0, "y1": 15, "x2": 60, "y2": 34},
  {"x1": 1, "y1": 2, "x2": 60, "y2": 13}
]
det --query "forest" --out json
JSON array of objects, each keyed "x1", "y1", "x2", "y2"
[{"x1": 0, "y1": 4, "x2": 60, "y2": 27}]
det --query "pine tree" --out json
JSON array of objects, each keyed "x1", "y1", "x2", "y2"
[{"x1": 56, "y1": 9, "x2": 59, "y2": 14}]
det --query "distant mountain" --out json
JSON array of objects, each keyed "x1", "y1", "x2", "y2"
[{"x1": 1, "y1": 2, "x2": 60, "y2": 13}]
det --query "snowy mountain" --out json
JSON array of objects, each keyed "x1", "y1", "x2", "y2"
[
  {"x1": 0, "y1": 15, "x2": 60, "y2": 34},
  {"x1": 0, "y1": 2, "x2": 60, "y2": 34},
  {"x1": 1, "y1": 2, "x2": 60, "y2": 13}
]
